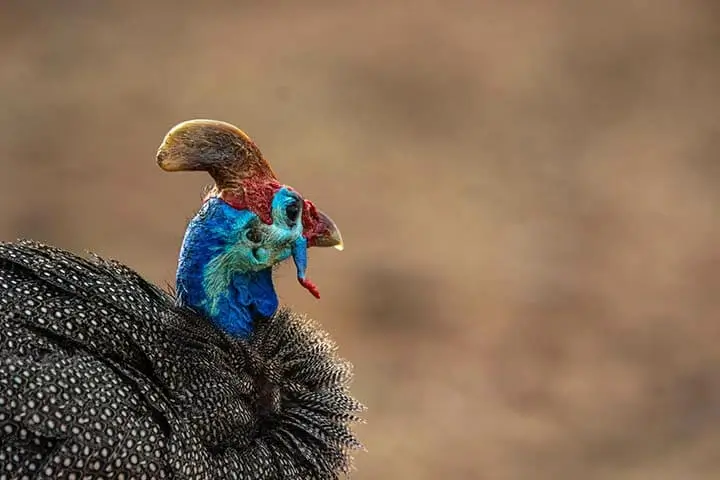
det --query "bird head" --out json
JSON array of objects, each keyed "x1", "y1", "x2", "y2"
[{"x1": 157, "y1": 119, "x2": 342, "y2": 337}]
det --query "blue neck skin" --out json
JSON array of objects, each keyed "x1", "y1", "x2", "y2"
[{"x1": 175, "y1": 198, "x2": 281, "y2": 338}]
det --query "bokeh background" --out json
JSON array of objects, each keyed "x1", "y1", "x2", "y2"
[{"x1": 2, "y1": 1, "x2": 720, "y2": 478}]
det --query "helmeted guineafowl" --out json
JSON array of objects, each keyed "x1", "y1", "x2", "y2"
[{"x1": 0, "y1": 119, "x2": 364, "y2": 479}]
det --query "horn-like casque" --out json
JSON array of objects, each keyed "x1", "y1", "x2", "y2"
[{"x1": 156, "y1": 119, "x2": 277, "y2": 190}]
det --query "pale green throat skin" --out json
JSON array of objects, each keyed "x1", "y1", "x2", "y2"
[{"x1": 202, "y1": 233, "x2": 296, "y2": 318}]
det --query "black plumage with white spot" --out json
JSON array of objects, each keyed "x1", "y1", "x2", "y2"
[{"x1": 0, "y1": 240, "x2": 364, "y2": 479}]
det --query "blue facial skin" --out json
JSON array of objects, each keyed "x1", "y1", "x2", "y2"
[{"x1": 175, "y1": 187, "x2": 306, "y2": 338}]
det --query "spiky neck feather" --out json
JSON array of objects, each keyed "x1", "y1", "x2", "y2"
[{"x1": 175, "y1": 198, "x2": 281, "y2": 338}]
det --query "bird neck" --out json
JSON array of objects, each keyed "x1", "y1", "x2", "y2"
[
  {"x1": 183, "y1": 267, "x2": 278, "y2": 338},
  {"x1": 174, "y1": 201, "x2": 279, "y2": 338},
  {"x1": 176, "y1": 259, "x2": 279, "y2": 339}
]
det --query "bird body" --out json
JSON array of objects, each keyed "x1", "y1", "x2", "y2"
[{"x1": 0, "y1": 120, "x2": 363, "y2": 479}]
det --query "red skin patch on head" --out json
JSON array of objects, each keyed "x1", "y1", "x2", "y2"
[
  {"x1": 215, "y1": 180, "x2": 322, "y2": 244},
  {"x1": 300, "y1": 200, "x2": 326, "y2": 246},
  {"x1": 219, "y1": 179, "x2": 282, "y2": 225}
]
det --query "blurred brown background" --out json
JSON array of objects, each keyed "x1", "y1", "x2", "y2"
[{"x1": 1, "y1": 1, "x2": 720, "y2": 478}]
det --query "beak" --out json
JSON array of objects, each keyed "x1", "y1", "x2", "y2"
[{"x1": 309, "y1": 210, "x2": 344, "y2": 250}]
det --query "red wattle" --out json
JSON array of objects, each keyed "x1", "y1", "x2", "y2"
[{"x1": 298, "y1": 277, "x2": 321, "y2": 299}]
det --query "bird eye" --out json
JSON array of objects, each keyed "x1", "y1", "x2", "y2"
[
  {"x1": 245, "y1": 228, "x2": 262, "y2": 244},
  {"x1": 285, "y1": 199, "x2": 301, "y2": 225}
]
